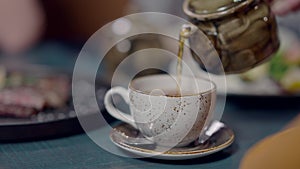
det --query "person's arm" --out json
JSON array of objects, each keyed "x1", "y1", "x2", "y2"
[{"x1": 267, "y1": 0, "x2": 300, "y2": 15}]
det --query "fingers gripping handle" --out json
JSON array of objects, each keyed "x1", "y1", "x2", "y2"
[{"x1": 104, "y1": 87, "x2": 137, "y2": 128}]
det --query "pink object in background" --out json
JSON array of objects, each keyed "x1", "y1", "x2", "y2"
[
  {"x1": 267, "y1": 0, "x2": 300, "y2": 15},
  {"x1": 0, "y1": 0, "x2": 44, "y2": 54}
]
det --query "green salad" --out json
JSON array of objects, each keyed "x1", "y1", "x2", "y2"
[{"x1": 240, "y1": 47, "x2": 300, "y2": 94}]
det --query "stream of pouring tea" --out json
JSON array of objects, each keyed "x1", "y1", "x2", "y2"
[{"x1": 176, "y1": 26, "x2": 192, "y2": 95}]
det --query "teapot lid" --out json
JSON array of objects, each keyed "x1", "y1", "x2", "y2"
[{"x1": 183, "y1": 0, "x2": 254, "y2": 20}]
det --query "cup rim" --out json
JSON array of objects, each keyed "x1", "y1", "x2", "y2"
[{"x1": 128, "y1": 74, "x2": 216, "y2": 97}]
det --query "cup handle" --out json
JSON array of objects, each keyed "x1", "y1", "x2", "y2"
[{"x1": 104, "y1": 87, "x2": 137, "y2": 128}]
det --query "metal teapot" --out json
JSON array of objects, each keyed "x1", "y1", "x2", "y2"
[{"x1": 183, "y1": 0, "x2": 279, "y2": 74}]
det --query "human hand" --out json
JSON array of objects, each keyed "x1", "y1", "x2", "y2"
[{"x1": 267, "y1": 0, "x2": 300, "y2": 15}]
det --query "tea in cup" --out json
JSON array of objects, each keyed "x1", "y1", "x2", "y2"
[{"x1": 104, "y1": 74, "x2": 216, "y2": 147}]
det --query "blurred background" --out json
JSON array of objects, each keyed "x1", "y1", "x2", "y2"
[
  {"x1": 0, "y1": 0, "x2": 300, "y2": 95},
  {"x1": 0, "y1": 0, "x2": 184, "y2": 79},
  {"x1": 0, "y1": 0, "x2": 184, "y2": 54}
]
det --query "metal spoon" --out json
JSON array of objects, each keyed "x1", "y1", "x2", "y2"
[{"x1": 198, "y1": 120, "x2": 225, "y2": 144}]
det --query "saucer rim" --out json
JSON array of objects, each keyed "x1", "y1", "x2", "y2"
[{"x1": 109, "y1": 123, "x2": 235, "y2": 157}]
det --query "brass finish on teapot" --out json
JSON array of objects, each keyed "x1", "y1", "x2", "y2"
[{"x1": 183, "y1": 0, "x2": 279, "y2": 74}]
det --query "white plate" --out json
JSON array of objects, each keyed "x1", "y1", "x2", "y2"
[{"x1": 110, "y1": 123, "x2": 234, "y2": 160}]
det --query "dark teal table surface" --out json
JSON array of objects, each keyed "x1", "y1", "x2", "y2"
[{"x1": 0, "y1": 102, "x2": 298, "y2": 169}]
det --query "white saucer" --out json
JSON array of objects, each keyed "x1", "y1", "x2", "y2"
[{"x1": 110, "y1": 123, "x2": 235, "y2": 160}]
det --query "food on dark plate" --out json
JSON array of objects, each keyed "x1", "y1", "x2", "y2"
[
  {"x1": 0, "y1": 103, "x2": 38, "y2": 118},
  {"x1": 37, "y1": 76, "x2": 70, "y2": 107},
  {"x1": 0, "y1": 87, "x2": 45, "y2": 110},
  {"x1": 0, "y1": 68, "x2": 70, "y2": 118}
]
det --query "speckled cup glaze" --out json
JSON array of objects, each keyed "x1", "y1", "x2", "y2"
[{"x1": 104, "y1": 75, "x2": 216, "y2": 147}]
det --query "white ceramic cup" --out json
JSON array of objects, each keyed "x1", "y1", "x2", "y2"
[{"x1": 104, "y1": 74, "x2": 216, "y2": 147}]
